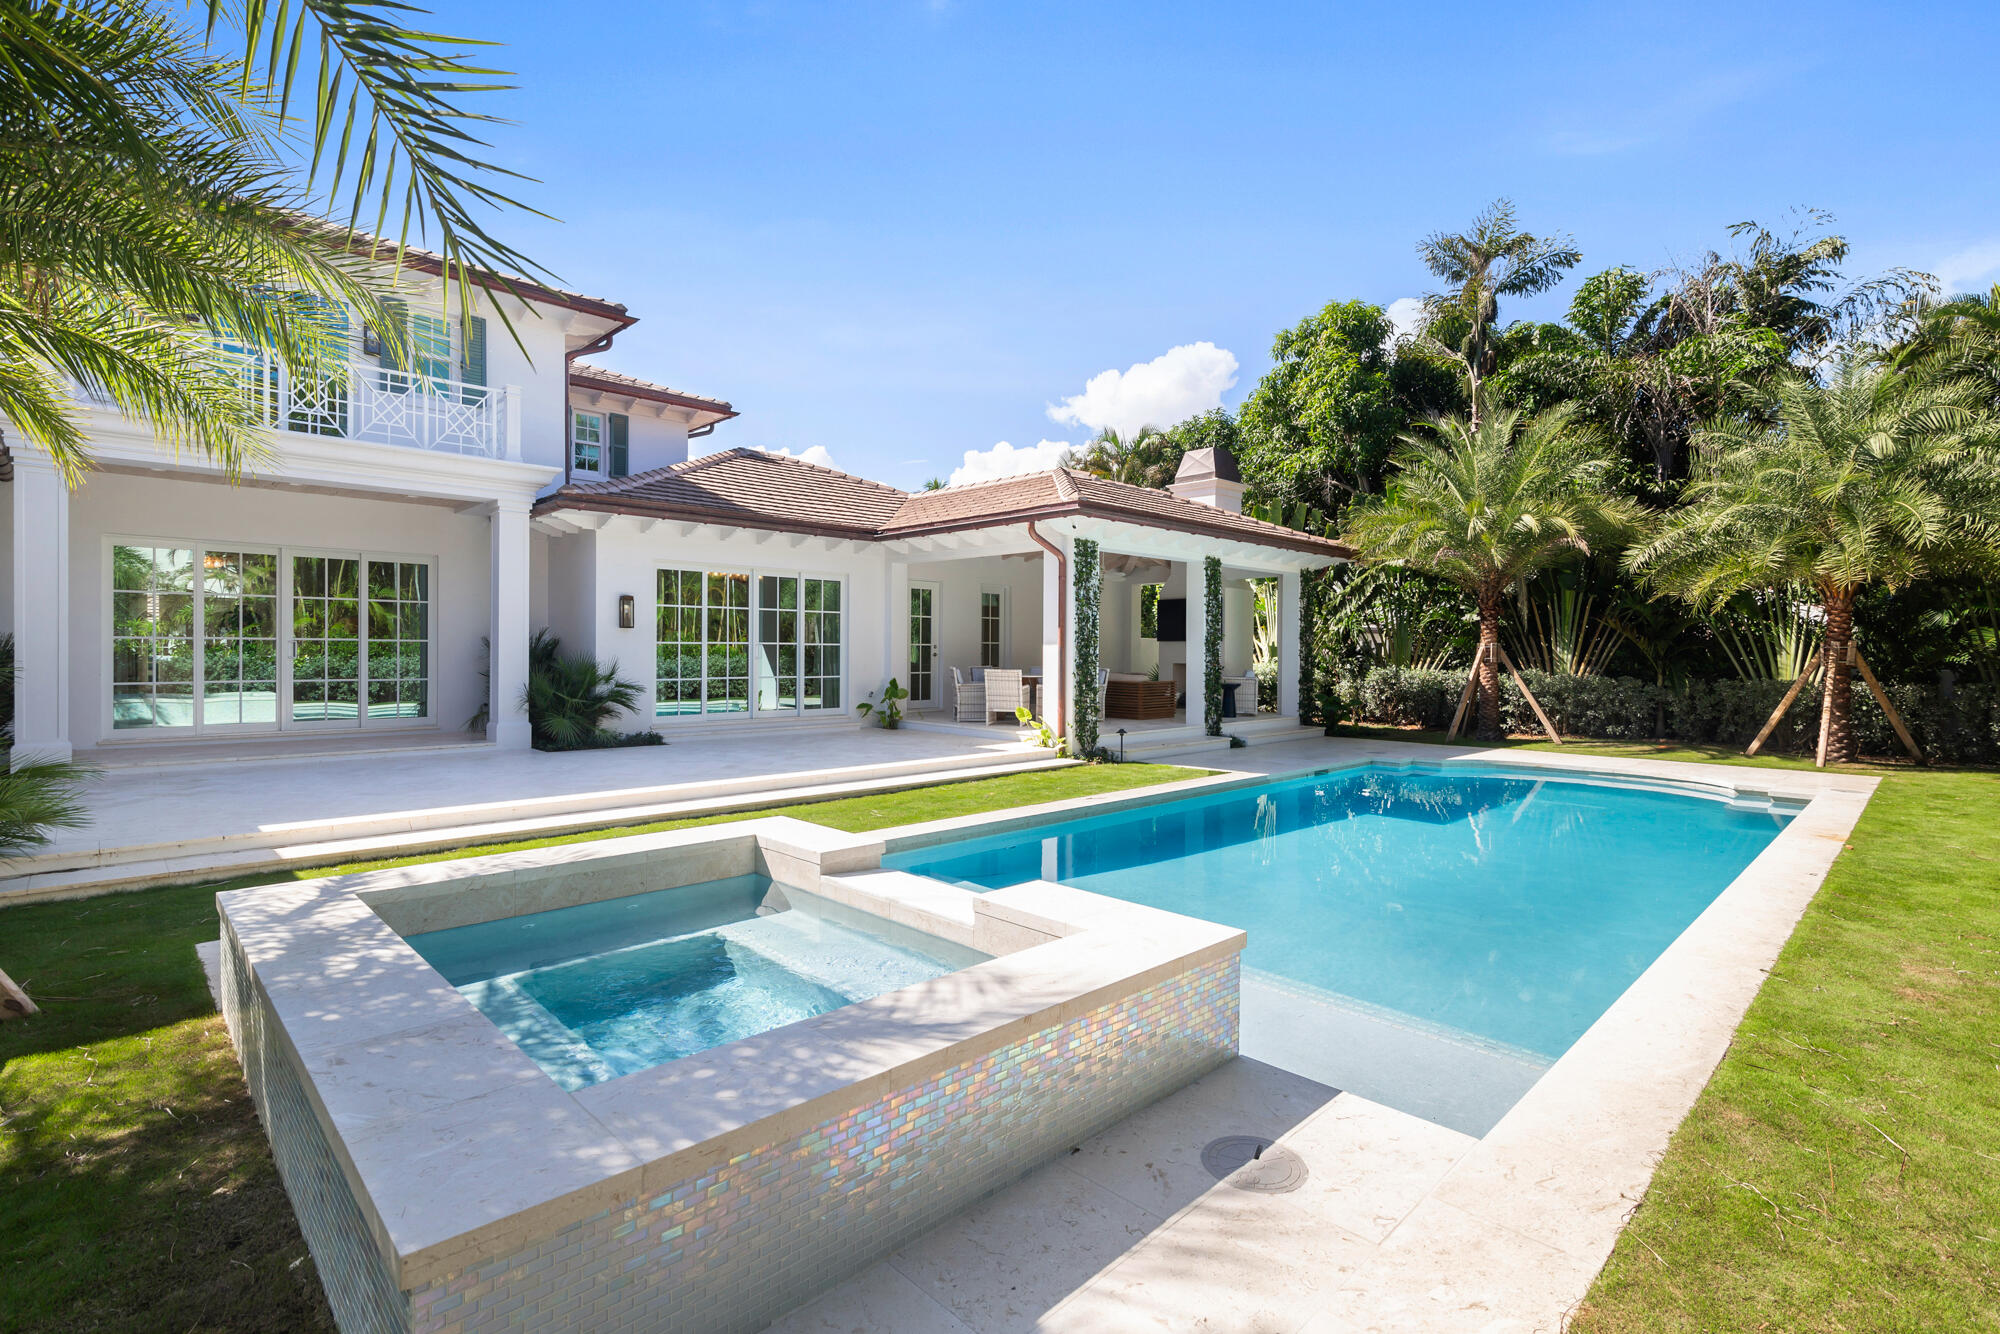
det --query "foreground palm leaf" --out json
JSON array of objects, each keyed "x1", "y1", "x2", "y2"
[
  {"x1": 1627, "y1": 358, "x2": 2000, "y2": 763},
  {"x1": 214, "y1": 0, "x2": 556, "y2": 335},
  {"x1": 0, "y1": 0, "x2": 434, "y2": 478}
]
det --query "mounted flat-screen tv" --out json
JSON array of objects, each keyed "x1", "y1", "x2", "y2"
[{"x1": 1156, "y1": 598, "x2": 1187, "y2": 643}]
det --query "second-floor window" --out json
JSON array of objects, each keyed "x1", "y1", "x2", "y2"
[{"x1": 573, "y1": 411, "x2": 603, "y2": 474}]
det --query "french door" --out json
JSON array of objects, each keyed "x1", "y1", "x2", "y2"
[
  {"x1": 754, "y1": 574, "x2": 843, "y2": 715},
  {"x1": 908, "y1": 583, "x2": 938, "y2": 706},
  {"x1": 109, "y1": 540, "x2": 431, "y2": 736}
]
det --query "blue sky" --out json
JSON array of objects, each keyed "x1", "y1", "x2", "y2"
[{"x1": 451, "y1": 1, "x2": 2000, "y2": 490}]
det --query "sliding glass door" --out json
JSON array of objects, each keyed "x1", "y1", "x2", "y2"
[
  {"x1": 658, "y1": 567, "x2": 846, "y2": 720},
  {"x1": 109, "y1": 541, "x2": 431, "y2": 736}
]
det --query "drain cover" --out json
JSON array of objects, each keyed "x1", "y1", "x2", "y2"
[{"x1": 1200, "y1": 1136, "x2": 1308, "y2": 1193}]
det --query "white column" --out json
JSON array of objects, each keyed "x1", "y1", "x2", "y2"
[
  {"x1": 1185, "y1": 555, "x2": 1214, "y2": 734},
  {"x1": 501, "y1": 385, "x2": 523, "y2": 461},
  {"x1": 488, "y1": 498, "x2": 532, "y2": 749},
  {"x1": 11, "y1": 452, "x2": 70, "y2": 765},
  {"x1": 1040, "y1": 535, "x2": 1066, "y2": 739},
  {"x1": 1279, "y1": 569, "x2": 1304, "y2": 720}
]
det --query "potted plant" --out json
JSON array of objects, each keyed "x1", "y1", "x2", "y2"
[{"x1": 857, "y1": 678, "x2": 910, "y2": 729}]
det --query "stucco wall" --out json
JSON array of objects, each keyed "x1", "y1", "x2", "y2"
[
  {"x1": 67, "y1": 471, "x2": 493, "y2": 747},
  {"x1": 555, "y1": 521, "x2": 892, "y2": 730}
]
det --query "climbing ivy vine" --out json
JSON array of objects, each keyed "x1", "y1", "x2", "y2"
[
  {"x1": 1203, "y1": 555, "x2": 1224, "y2": 736},
  {"x1": 1072, "y1": 538, "x2": 1101, "y2": 758}
]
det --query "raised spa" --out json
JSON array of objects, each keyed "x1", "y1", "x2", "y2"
[{"x1": 404, "y1": 875, "x2": 989, "y2": 1090}]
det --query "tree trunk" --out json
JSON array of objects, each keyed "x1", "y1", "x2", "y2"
[
  {"x1": 1476, "y1": 585, "x2": 1503, "y2": 740},
  {"x1": 1819, "y1": 589, "x2": 1857, "y2": 765}
]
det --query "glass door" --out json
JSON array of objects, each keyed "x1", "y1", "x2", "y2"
[
  {"x1": 756, "y1": 575, "x2": 799, "y2": 712},
  {"x1": 202, "y1": 550, "x2": 280, "y2": 727},
  {"x1": 289, "y1": 555, "x2": 363, "y2": 725},
  {"x1": 908, "y1": 583, "x2": 937, "y2": 706}
]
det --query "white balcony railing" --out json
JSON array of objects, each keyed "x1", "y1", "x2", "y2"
[{"x1": 224, "y1": 352, "x2": 521, "y2": 459}]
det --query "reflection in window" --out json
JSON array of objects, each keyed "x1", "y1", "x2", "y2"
[
  {"x1": 112, "y1": 545, "x2": 195, "y2": 729},
  {"x1": 201, "y1": 550, "x2": 278, "y2": 725},
  {"x1": 573, "y1": 411, "x2": 603, "y2": 474},
  {"x1": 367, "y1": 561, "x2": 430, "y2": 719},
  {"x1": 291, "y1": 556, "x2": 361, "y2": 721},
  {"x1": 980, "y1": 590, "x2": 1004, "y2": 668}
]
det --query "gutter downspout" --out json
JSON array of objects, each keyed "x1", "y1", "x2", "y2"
[
  {"x1": 563, "y1": 329, "x2": 621, "y2": 488},
  {"x1": 1025, "y1": 521, "x2": 1068, "y2": 745}
]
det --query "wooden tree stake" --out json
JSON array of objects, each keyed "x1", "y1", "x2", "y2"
[
  {"x1": 1445, "y1": 641, "x2": 1485, "y2": 741},
  {"x1": 0, "y1": 967, "x2": 38, "y2": 1020},
  {"x1": 1746, "y1": 660, "x2": 1820, "y2": 758},
  {"x1": 1495, "y1": 644, "x2": 1562, "y2": 745},
  {"x1": 1853, "y1": 648, "x2": 1924, "y2": 763}
]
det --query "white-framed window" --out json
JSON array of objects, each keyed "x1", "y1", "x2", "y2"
[
  {"x1": 908, "y1": 582, "x2": 938, "y2": 705},
  {"x1": 107, "y1": 538, "x2": 432, "y2": 736},
  {"x1": 979, "y1": 586, "x2": 1007, "y2": 667},
  {"x1": 656, "y1": 567, "x2": 845, "y2": 718},
  {"x1": 573, "y1": 411, "x2": 603, "y2": 475}
]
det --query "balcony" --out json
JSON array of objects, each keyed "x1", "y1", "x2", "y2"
[{"x1": 224, "y1": 353, "x2": 522, "y2": 460}]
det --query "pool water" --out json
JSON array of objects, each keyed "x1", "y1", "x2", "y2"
[
  {"x1": 407, "y1": 876, "x2": 989, "y2": 1090},
  {"x1": 886, "y1": 763, "x2": 1794, "y2": 1127}
]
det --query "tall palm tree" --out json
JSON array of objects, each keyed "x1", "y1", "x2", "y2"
[
  {"x1": 0, "y1": 0, "x2": 543, "y2": 481},
  {"x1": 1892, "y1": 283, "x2": 2000, "y2": 411},
  {"x1": 1627, "y1": 358, "x2": 2000, "y2": 764},
  {"x1": 1344, "y1": 405, "x2": 1645, "y2": 739},
  {"x1": 1417, "y1": 199, "x2": 1581, "y2": 426},
  {"x1": 1067, "y1": 425, "x2": 1176, "y2": 488}
]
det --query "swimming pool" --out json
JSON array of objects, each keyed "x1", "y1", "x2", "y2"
[
  {"x1": 887, "y1": 762, "x2": 1797, "y2": 1130},
  {"x1": 407, "y1": 874, "x2": 990, "y2": 1090}
]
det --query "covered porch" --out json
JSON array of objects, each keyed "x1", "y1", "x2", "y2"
[{"x1": 884, "y1": 515, "x2": 1316, "y2": 755}]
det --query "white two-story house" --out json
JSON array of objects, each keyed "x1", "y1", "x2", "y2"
[{"x1": 3, "y1": 245, "x2": 1346, "y2": 767}]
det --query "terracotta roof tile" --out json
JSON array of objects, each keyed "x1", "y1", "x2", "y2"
[
  {"x1": 570, "y1": 362, "x2": 736, "y2": 418},
  {"x1": 558, "y1": 447, "x2": 906, "y2": 536},
  {"x1": 541, "y1": 455, "x2": 1352, "y2": 559}
]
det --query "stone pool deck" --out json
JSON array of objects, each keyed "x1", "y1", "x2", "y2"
[
  {"x1": 2, "y1": 726, "x2": 1060, "y2": 903},
  {"x1": 768, "y1": 739, "x2": 1878, "y2": 1332}
]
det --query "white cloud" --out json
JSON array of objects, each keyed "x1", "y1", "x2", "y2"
[
  {"x1": 753, "y1": 444, "x2": 837, "y2": 470},
  {"x1": 1933, "y1": 239, "x2": 2000, "y2": 295},
  {"x1": 1385, "y1": 296, "x2": 1425, "y2": 345},
  {"x1": 1046, "y1": 342, "x2": 1239, "y2": 438},
  {"x1": 946, "y1": 439, "x2": 1073, "y2": 487}
]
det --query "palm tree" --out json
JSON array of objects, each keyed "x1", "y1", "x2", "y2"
[
  {"x1": 1068, "y1": 425, "x2": 1175, "y2": 488},
  {"x1": 1344, "y1": 405, "x2": 1645, "y2": 739},
  {"x1": 1627, "y1": 359, "x2": 2000, "y2": 764},
  {"x1": 0, "y1": 0, "x2": 543, "y2": 481},
  {"x1": 1417, "y1": 199, "x2": 1581, "y2": 426},
  {"x1": 1892, "y1": 283, "x2": 2000, "y2": 411}
]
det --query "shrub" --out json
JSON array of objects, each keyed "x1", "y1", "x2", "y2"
[
  {"x1": 1346, "y1": 662, "x2": 2000, "y2": 764},
  {"x1": 523, "y1": 630, "x2": 660, "y2": 751}
]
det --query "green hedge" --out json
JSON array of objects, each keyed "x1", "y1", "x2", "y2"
[{"x1": 1348, "y1": 666, "x2": 2000, "y2": 764}]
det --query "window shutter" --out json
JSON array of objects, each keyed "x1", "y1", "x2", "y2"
[
  {"x1": 460, "y1": 315, "x2": 486, "y2": 386},
  {"x1": 369, "y1": 297, "x2": 409, "y2": 374},
  {"x1": 608, "y1": 412, "x2": 630, "y2": 478}
]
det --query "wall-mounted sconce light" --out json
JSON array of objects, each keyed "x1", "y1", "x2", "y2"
[{"x1": 617, "y1": 594, "x2": 636, "y2": 629}]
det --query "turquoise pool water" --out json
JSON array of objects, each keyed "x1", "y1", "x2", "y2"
[
  {"x1": 886, "y1": 763, "x2": 1794, "y2": 1068},
  {"x1": 407, "y1": 876, "x2": 989, "y2": 1090}
]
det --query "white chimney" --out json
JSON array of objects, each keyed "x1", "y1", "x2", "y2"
[{"x1": 1168, "y1": 446, "x2": 1244, "y2": 512}]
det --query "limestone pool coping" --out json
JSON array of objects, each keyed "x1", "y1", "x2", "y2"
[
  {"x1": 217, "y1": 816, "x2": 1244, "y2": 1293},
  {"x1": 797, "y1": 736, "x2": 1880, "y2": 1329}
]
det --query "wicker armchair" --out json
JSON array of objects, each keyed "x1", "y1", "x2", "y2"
[
  {"x1": 951, "y1": 667, "x2": 986, "y2": 724},
  {"x1": 983, "y1": 669, "x2": 1024, "y2": 724}
]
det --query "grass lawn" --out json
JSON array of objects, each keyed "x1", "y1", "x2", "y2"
[
  {"x1": 1342, "y1": 724, "x2": 2000, "y2": 1331},
  {"x1": 0, "y1": 762, "x2": 1200, "y2": 1334}
]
